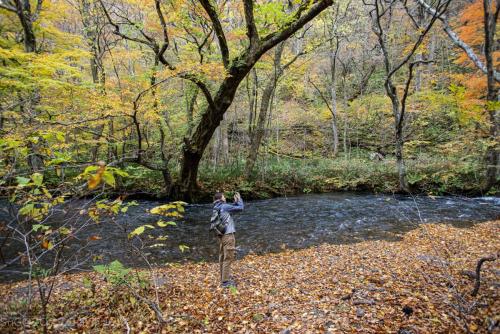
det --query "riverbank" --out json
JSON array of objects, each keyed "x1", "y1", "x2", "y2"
[
  {"x1": 1, "y1": 220, "x2": 498, "y2": 333},
  {"x1": 112, "y1": 155, "x2": 498, "y2": 202}
]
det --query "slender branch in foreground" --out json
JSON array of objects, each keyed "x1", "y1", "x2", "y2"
[{"x1": 471, "y1": 254, "x2": 497, "y2": 296}]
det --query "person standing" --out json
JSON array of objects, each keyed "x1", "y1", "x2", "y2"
[{"x1": 211, "y1": 191, "x2": 244, "y2": 288}]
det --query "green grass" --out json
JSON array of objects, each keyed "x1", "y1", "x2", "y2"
[
  {"x1": 197, "y1": 152, "x2": 493, "y2": 198},
  {"x1": 80, "y1": 151, "x2": 494, "y2": 199}
]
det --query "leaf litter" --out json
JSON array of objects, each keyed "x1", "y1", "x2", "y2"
[{"x1": 0, "y1": 221, "x2": 498, "y2": 333}]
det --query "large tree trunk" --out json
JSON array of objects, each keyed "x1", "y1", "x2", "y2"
[
  {"x1": 185, "y1": 85, "x2": 198, "y2": 137},
  {"x1": 341, "y1": 76, "x2": 349, "y2": 154},
  {"x1": 395, "y1": 122, "x2": 409, "y2": 192},
  {"x1": 483, "y1": 0, "x2": 499, "y2": 192},
  {"x1": 247, "y1": 68, "x2": 258, "y2": 137},
  {"x1": 178, "y1": 72, "x2": 247, "y2": 199},
  {"x1": 212, "y1": 113, "x2": 229, "y2": 167},
  {"x1": 387, "y1": 81, "x2": 410, "y2": 193}
]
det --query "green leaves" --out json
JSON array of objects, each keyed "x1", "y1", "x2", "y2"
[
  {"x1": 157, "y1": 220, "x2": 176, "y2": 227},
  {"x1": 128, "y1": 224, "x2": 155, "y2": 238},
  {"x1": 32, "y1": 224, "x2": 50, "y2": 232},
  {"x1": 19, "y1": 203, "x2": 35, "y2": 216},
  {"x1": 229, "y1": 286, "x2": 239, "y2": 296},
  {"x1": 101, "y1": 171, "x2": 115, "y2": 188},
  {"x1": 31, "y1": 173, "x2": 43, "y2": 186},
  {"x1": 16, "y1": 176, "x2": 31, "y2": 187},
  {"x1": 93, "y1": 260, "x2": 132, "y2": 286}
]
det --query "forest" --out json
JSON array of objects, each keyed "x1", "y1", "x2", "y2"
[
  {"x1": 0, "y1": 0, "x2": 499, "y2": 333},
  {"x1": 0, "y1": 0, "x2": 498, "y2": 201}
]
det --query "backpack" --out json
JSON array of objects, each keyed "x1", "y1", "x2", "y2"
[{"x1": 209, "y1": 207, "x2": 228, "y2": 236}]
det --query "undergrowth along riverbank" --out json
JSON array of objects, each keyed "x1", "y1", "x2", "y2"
[{"x1": 114, "y1": 153, "x2": 497, "y2": 201}]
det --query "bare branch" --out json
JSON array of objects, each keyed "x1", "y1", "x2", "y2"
[
  {"x1": 471, "y1": 254, "x2": 497, "y2": 296},
  {"x1": 179, "y1": 73, "x2": 215, "y2": 111},
  {"x1": 32, "y1": 0, "x2": 43, "y2": 21},
  {"x1": 387, "y1": 0, "x2": 450, "y2": 79},
  {"x1": 98, "y1": 0, "x2": 153, "y2": 47},
  {"x1": 400, "y1": 60, "x2": 433, "y2": 128},
  {"x1": 199, "y1": 0, "x2": 229, "y2": 68},
  {"x1": 154, "y1": 0, "x2": 174, "y2": 68},
  {"x1": 308, "y1": 78, "x2": 333, "y2": 114},
  {"x1": 0, "y1": 0, "x2": 16, "y2": 12},
  {"x1": 243, "y1": 0, "x2": 259, "y2": 47}
]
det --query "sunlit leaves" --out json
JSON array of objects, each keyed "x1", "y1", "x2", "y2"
[
  {"x1": 125, "y1": 201, "x2": 186, "y2": 245},
  {"x1": 77, "y1": 163, "x2": 129, "y2": 190},
  {"x1": 16, "y1": 177, "x2": 31, "y2": 187},
  {"x1": 179, "y1": 244, "x2": 189, "y2": 252},
  {"x1": 128, "y1": 224, "x2": 155, "y2": 238},
  {"x1": 150, "y1": 201, "x2": 187, "y2": 217},
  {"x1": 157, "y1": 220, "x2": 176, "y2": 227},
  {"x1": 31, "y1": 173, "x2": 43, "y2": 187},
  {"x1": 32, "y1": 224, "x2": 49, "y2": 232},
  {"x1": 101, "y1": 171, "x2": 116, "y2": 188}
]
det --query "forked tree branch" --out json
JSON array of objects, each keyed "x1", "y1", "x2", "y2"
[
  {"x1": 198, "y1": 0, "x2": 229, "y2": 68},
  {"x1": 258, "y1": 0, "x2": 334, "y2": 57}
]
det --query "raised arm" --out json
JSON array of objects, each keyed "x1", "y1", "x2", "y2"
[{"x1": 221, "y1": 197, "x2": 244, "y2": 213}]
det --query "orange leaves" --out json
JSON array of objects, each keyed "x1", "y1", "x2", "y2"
[
  {"x1": 41, "y1": 238, "x2": 53, "y2": 250},
  {"x1": 456, "y1": 0, "x2": 486, "y2": 47},
  {"x1": 79, "y1": 162, "x2": 127, "y2": 191},
  {"x1": 455, "y1": 0, "x2": 499, "y2": 69},
  {"x1": 87, "y1": 161, "x2": 106, "y2": 190}
]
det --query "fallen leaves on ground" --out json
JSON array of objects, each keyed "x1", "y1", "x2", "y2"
[{"x1": 1, "y1": 221, "x2": 498, "y2": 333}]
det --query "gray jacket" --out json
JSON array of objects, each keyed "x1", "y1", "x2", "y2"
[{"x1": 212, "y1": 198, "x2": 244, "y2": 234}]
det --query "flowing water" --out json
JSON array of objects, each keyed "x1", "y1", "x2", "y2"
[{"x1": 1, "y1": 193, "x2": 499, "y2": 282}]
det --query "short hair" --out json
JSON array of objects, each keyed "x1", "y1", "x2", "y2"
[{"x1": 213, "y1": 192, "x2": 224, "y2": 201}]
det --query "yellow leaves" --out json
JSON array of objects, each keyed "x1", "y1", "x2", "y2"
[
  {"x1": 82, "y1": 162, "x2": 126, "y2": 190},
  {"x1": 469, "y1": 323, "x2": 479, "y2": 332},
  {"x1": 150, "y1": 201, "x2": 187, "y2": 217},
  {"x1": 128, "y1": 225, "x2": 154, "y2": 239},
  {"x1": 150, "y1": 204, "x2": 176, "y2": 215},
  {"x1": 157, "y1": 220, "x2": 176, "y2": 227},
  {"x1": 87, "y1": 164, "x2": 105, "y2": 190}
]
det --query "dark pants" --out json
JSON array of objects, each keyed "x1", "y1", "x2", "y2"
[{"x1": 218, "y1": 233, "x2": 236, "y2": 282}]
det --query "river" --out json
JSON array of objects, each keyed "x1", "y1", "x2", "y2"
[{"x1": 1, "y1": 193, "x2": 499, "y2": 282}]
